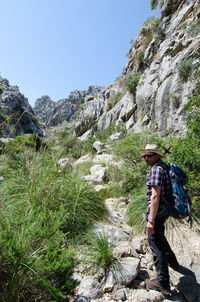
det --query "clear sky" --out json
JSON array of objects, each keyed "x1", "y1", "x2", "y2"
[{"x1": 0, "y1": 0, "x2": 159, "y2": 107}]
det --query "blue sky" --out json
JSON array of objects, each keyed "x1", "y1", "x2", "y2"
[{"x1": 0, "y1": 0, "x2": 159, "y2": 106}]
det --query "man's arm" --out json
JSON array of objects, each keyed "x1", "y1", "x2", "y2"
[{"x1": 146, "y1": 185, "x2": 161, "y2": 235}]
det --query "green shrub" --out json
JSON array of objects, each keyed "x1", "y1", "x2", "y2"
[
  {"x1": 4, "y1": 134, "x2": 46, "y2": 154},
  {"x1": 150, "y1": 0, "x2": 159, "y2": 9},
  {"x1": 0, "y1": 205, "x2": 76, "y2": 301},
  {"x1": 169, "y1": 82, "x2": 200, "y2": 220},
  {"x1": 127, "y1": 186, "x2": 147, "y2": 233},
  {"x1": 135, "y1": 51, "x2": 145, "y2": 66},
  {"x1": 90, "y1": 233, "x2": 115, "y2": 270},
  {"x1": 0, "y1": 85, "x2": 4, "y2": 95},
  {"x1": 113, "y1": 131, "x2": 166, "y2": 193},
  {"x1": 178, "y1": 58, "x2": 195, "y2": 82},
  {"x1": 105, "y1": 92, "x2": 124, "y2": 111},
  {"x1": 187, "y1": 19, "x2": 200, "y2": 36},
  {"x1": 125, "y1": 73, "x2": 141, "y2": 95},
  {"x1": 0, "y1": 152, "x2": 106, "y2": 300},
  {"x1": 55, "y1": 129, "x2": 95, "y2": 159}
]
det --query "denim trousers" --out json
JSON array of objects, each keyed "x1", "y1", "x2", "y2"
[{"x1": 147, "y1": 216, "x2": 176, "y2": 286}]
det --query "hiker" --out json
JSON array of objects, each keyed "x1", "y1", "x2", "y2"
[{"x1": 140, "y1": 144, "x2": 179, "y2": 294}]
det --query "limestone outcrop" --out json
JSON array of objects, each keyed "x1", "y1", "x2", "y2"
[
  {"x1": 34, "y1": 86, "x2": 104, "y2": 127},
  {"x1": 74, "y1": 0, "x2": 200, "y2": 138},
  {"x1": 0, "y1": 77, "x2": 43, "y2": 138}
]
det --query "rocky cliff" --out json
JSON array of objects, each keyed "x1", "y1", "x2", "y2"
[
  {"x1": 0, "y1": 77, "x2": 43, "y2": 138},
  {"x1": 33, "y1": 86, "x2": 104, "y2": 127},
  {"x1": 75, "y1": 0, "x2": 200, "y2": 139}
]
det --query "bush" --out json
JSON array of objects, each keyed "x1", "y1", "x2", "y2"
[
  {"x1": 0, "y1": 85, "x2": 4, "y2": 95},
  {"x1": 178, "y1": 58, "x2": 195, "y2": 82},
  {"x1": 150, "y1": 0, "x2": 159, "y2": 10},
  {"x1": 90, "y1": 233, "x2": 115, "y2": 270},
  {"x1": 0, "y1": 152, "x2": 106, "y2": 300},
  {"x1": 169, "y1": 82, "x2": 200, "y2": 220},
  {"x1": 127, "y1": 186, "x2": 147, "y2": 233},
  {"x1": 125, "y1": 73, "x2": 141, "y2": 95},
  {"x1": 113, "y1": 131, "x2": 166, "y2": 193},
  {"x1": 4, "y1": 134, "x2": 46, "y2": 154},
  {"x1": 105, "y1": 92, "x2": 124, "y2": 111},
  {"x1": 187, "y1": 19, "x2": 200, "y2": 36}
]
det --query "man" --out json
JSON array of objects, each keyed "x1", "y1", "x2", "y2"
[{"x1": 140, "y1": 144, "x2": 179, "y2": 294}]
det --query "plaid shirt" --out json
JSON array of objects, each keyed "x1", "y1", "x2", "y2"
[{"x1": 146, "y1": 160, "x2": 172, "y2": 215}]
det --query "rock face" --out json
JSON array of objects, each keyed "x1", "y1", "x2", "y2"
[
  {"x1": 0, "y1": 77, "x2": 43, "y2": 138},
  {"x1": 33, "y1": 86, "x2": 104, "y2": 126},
  {"x1": 75, "y1": 0, "x2": 200, "y2": 138}
]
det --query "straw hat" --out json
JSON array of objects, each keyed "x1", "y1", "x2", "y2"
[{"x1": 139, "y1": 144, "x2": 164, "y2": 157}]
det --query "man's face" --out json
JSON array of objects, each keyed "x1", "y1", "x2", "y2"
[{"x1": 142, "y1": 153, "x2": 160, "y2": 166}]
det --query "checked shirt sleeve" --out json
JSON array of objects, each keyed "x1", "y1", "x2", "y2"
[{"x1": 150, "y1": 166, "x2": 164, "y2": 186}]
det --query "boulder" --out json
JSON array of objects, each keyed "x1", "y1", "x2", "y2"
[
  {"x1": 73, "y1": 154, "x2": 91, "y2": 167},
  {"x1": 131, "y1": 236, "x2": 148, "y2": 255},
  {"x1": 93, "y1": 222, "x2": 132, "y2": 245},
  {"x1": 129, "y1": 289, "x2": 164, "y2": 302},
  {"x1": 78, "y1": 276, "x2": 103, "y2": 299},
  {"x1": 57, "y1": 158, "x2": 72, "y2": 171},
  {"x1": 83, "y1": 165, "x2": 107, "y2": 185},
  {"x1": 92, "y1": 141, "x2": 105, "y2": 153},
  {"x1": 103, "y1": 257, "x2": 140, "y2": 290},
  {"x1": 108, "y1": 132, "x2": 124, "y2": 141}
]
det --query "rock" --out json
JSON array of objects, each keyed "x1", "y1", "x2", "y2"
[
  {"x1": 93, "y1": 141, "x2": 105, "y2": 153},
  {"x1": 112, "y1": 241, "x2": 139, "y2": 258},
  {"x1": 34, "y1": 86, "x2": 104, "y2": 127},
  {"x1": 72, "y1": 272, "x2": 83, "y2": 282},
  {"x1": 131, "y1": 236, "x2": 148, "y2": 254},
  {"x1": 72, "y1": 1, "x2": 199, "y2": 138},
  {"x1": 93, "y1": 222, "x2": 132, "y2": 245},
  {"x1": 170, "y1": 269, "x2": 197, "y2": 302},
  {"x1": 129, "y1": 289, "x2": 164, "y2": 302},
  {"x1": 113, "y1": 288, "x2": 127, "y2": 301},
  {"x1": 97, "y1": 92, "x2": 137, "y2": 132},
  {"x1": 83, "y1": 165, "x2": 107, "y2": 185},
  {"x1": 93, "y1": 184, "x2": 109, "y2": 192},
  {"x1": 105, "y1": 198, "x2": 128, "y2": 227},
  {"x1": 73, "y1": 154, "x2": 91, "y2": 167},
  {"x1": 108, "y1": 132, "x2": 124, "y2": 141},
  {"x1": 74, "y1": 95, "x2": 105, "y2": 137},
  {"x1": 78, "y1": 129, "x2": 94, "y2": 141},
  {"x1": 0, "y1": 76, "x2": 43, "y2": 138},
  {"x1": 0, "y1": 137, "x2": 14, "y2": 143},
  {"x1": 93, "y1": 154, "x2": 122, "y2": 167},
  {"x1": 78, "y1": 276, "x2": 103, "y2": 299},
  {"x1": 104, "y1": 257, "x2": 140, "y2": 288},
  {"x1": 57, "y1": 158, "x2": 72, "y2": 171},
  {"x1": 74, "y1": 296, "x2": 91, "y2": 302}
]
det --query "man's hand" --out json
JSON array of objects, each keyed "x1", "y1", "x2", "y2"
[{"x1": 146, "y1": 220, "x2": 155, "y2": 235}]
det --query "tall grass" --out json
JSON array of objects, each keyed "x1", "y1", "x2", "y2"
[
  {"x1": 0, "y1": 147, "x2": 106, "y2": 300},
  {"x1": 127, "y1": 186, "x2": 147, "y2": 233}
]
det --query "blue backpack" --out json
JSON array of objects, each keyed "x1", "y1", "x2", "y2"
[{"x1": 157, "y1": 162, "x2": 192, "y2": 226}]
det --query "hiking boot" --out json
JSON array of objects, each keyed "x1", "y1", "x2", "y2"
[{"x1": 145, "y1": 278, "x2": 171, "y2": 295}]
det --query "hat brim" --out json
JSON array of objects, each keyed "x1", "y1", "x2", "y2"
[{"x1": 139, "y1": 150, "x2": 164, "y2": 157}]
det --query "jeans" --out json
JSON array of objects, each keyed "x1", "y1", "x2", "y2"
[{"x1": 148, "y1": 216, "x2": 177, "y2": 287}]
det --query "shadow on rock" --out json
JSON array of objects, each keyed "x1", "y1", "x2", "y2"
[
  {"x1": 73, "y1": 296, "x2": 91, "y2": 302},
  {"x1": 177, "y1": 265, "x2": 196, "y2": 279}
]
